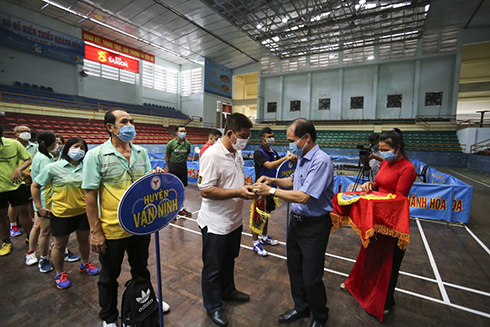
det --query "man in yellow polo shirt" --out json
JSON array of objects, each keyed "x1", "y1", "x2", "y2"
[
  {"x1": 0, "y1": 125, "x2": 33, "y2": 256},
  {"x1": 82, "y1": 109, "x2": 169, "y2": 327}
]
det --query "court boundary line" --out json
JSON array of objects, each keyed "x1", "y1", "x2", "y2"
[
  {"x1": 415, "y1": 218, "x2": 450, "y2": 303},
  {"x1": 167, "y1": 221, "x2": 490, "y2": 319},
  {"x1": 447, "y1": 169, "x2": 490, "y2": 188},
  {"x1": 464, "y1": 225, "x2": 490, "y2": 256}
]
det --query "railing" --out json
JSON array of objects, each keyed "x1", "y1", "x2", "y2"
[
  {"x1": 457, "y1": 119, "x2": 490, "y2": 128},
  {"x1": 470, "y1": 138, "x2": 490, "y2": 154}
]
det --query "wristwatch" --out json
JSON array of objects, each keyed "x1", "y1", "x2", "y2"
[{"x1": 269, "y1": 187, "x2": 276, "y2": 196}]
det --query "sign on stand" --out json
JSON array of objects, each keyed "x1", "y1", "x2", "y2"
[{"x1": 118, "y1": 173, "x2": 185, "y2": 327}]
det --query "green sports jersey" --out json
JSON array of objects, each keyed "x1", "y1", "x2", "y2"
[{"x1": 0, "y1": 137, "x2": 32, "y2": 193}]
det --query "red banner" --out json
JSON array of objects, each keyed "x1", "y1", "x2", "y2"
[
  {"x1": 222, "y1": 104, "x2": 232, "y2": 114},
  {"x1": 85, "y1": 44, "x2": 139, "y2": 73},
  {"x1": 82, "y1": 30, "x2": 155, "y2": 63}
]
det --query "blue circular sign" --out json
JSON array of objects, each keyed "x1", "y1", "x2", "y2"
[
  {"x1": 276, "y1": 159, "x2": 297, "y2": 181},
  {"x1": 118, "y1": 172, "x2": 185, "y2": 235}
]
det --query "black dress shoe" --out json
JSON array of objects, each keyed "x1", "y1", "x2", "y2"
[
  {"x1": 207, "y1": 309, "x2": 229, "y2": 327},
  {"x1": 222, "y1": 290, "x2": 250, "y2": 302},
  {"x1": 309, "y1": 319, "x2": 326, "y2": 327},
  {"x1": 278, "y1": 309, "x2": 310, "y2": 323}
]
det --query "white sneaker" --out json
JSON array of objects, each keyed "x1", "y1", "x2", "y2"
[
  {"x1": 253, "y1": 243, "x2": 268, "y2": 256},
  {"x1": 160, "y1": 300, "x2": 170, "y2": 313},
  {"x1": 102, "y1": 321, "x2": 117, "y2": 327},
  {"x1": 25, "y1": 252, "x2": 38, "y2": 266}
]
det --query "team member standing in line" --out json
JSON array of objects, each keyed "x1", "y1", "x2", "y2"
[
  {"x1": 165, "y1": 125, "x2": 192, "y2": 217},
  {"x1": 252, "y1": 127, "x2": 296, "y2": 256},
  {"x1": 32, "y1": 137, "x2": 99, "y2": 289},
  {"x1": 200, "y1": 128, "x2": 222, "y2": 157},
  {"x1": 26, "y1": 131, "x2": 57, "y2": 271},
  {"x1": 0, "y1": 125, "x2": 33, "y2": 256},
  {"x1": 197, "y1": 113, "x2": 256, "y2": 327},
  {"x1": 253, "y1": 119, "x2": 334, "y2": 327},
  {"x1": 8, "y1": 125, "x2": 38, "y2": 238},
  {"x1": 82, "y1": 109, "x2": 169, "y2": 327}
]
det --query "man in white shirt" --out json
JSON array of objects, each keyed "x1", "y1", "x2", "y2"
[{"x1": 197, "y1": 113, "x2": 256, "y2": 327}]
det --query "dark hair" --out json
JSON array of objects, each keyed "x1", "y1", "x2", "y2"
[
  {"x1": 379, "y1": 129, "x2": 406, "y2": 157},
  {"x1": 209, "y1": 129, "x2": 222, "y2": 137},
  {"x1": 290, "y1": 118, "x2": 316, "y2": 142},
  {"x1": 37, "y1": 130, "x2": 56, "y2": 158},
  {"x1": 0, "y1": 125, "x2": 3, "y2": 144},
  {"x1": 30, "y1": 130, "x2": 37, "y2": 140},
  {"x1": 56, "y1": 134, "x2": 65, "y2": 144},
  {"x1": 175, "y1": 125, "x2": 186, "y2": 132},
  {"x1": 104, "y1": 108, "x2": 125, "y2": 136},
  {"x1": 224, "y1": 113, "x2": 253, "y2": 133},
  {"x1": 369, "y1": 133, "x2": 379, "y2": 143},
  {"x1": 392, "y1": 128, "x2": 403, "y2": 136},
  {"x1": 260, "y1": 127, "x2": 273, "y2": 138},
  {"x1": 61, "y1": 137, "x2": 88, "y2": 162}
]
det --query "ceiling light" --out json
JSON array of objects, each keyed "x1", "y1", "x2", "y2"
[
  {"x1": 282, "y1": 17, "x2": 288, "y2": 23},
  {"x1": 359, "y1": 0, "x2": 366, "y2": 5},
  {"x1": 257, "y1": 23, "x2": 263, "y2": 29},
  {"x1": 272, "y1": 36, "x2": 280, "y2": 42}
]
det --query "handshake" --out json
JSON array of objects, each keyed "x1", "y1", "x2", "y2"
[{"x1": 240, "y1": 176, "x2": 274, "y2": 199}]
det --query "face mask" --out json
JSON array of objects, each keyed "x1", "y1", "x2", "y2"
[
  {"x1": 231, "y1": 132, "x2": 248, "y2": 151},
  {"x1": 18, "y1": 132, "x2": 31, "y2": 141},
  {"x1": 68, "y1": 148, "x2": 85, "y2": 161},
  {"x1": 289, "y1": 135, "x2": 306, "y2": 157},
  {"x1": 380, "y1": 149, "x2": 397, "y2": 162},
  {"x1": 113, "y1": 124, "x2": 136, "y2": 142},
  {"x1": 178, "y1": 132, "x2": 186, "y2": 140},
  {"x1": 265, "y1": 137, "x2": 275, "y2": 147}
]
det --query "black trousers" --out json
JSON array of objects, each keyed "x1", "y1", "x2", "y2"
[
  {"x1": 287, "y1": 213, "x2": 332, "y2": 323},
  {"x1": 201, "y1": 225, "x2": 242, "y2": 312},
  {"x1": 384, "y1": 243, "x2": 405, "y2": 309},
  {"x1": 98, "y1": 235, "x2": 151, "y2": 323}
]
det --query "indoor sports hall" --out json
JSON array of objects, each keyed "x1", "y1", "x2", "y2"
[{"x1": 0, "y1": 1, "x2": 489, "y2": 327}]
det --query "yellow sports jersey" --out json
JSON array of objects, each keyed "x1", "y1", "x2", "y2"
[
  {"x1": 0, "y1": 137, "x2": 32, "y2": 193},
  {"x1": 82, "y1": 139, "x2": 151, "y2": 240},
  {"x1": 35, "y1": 159, "x2": 85, "y2": 218},
  {"x1": 31, "y1": 152, "x2": 56, "y2": 209}
]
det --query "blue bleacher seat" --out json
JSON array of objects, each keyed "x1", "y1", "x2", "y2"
[
  {"x1": 47, "y1": 87, "x2": 54, "y2": 92},
  {"x1": 23, "y1": 83, "x2": 30, "y2": 88},
  {"x1": 32, "y1": 84, "x2": 39, "y2": 90},
  {"x1": 14, "y1": 81, "x2": 22, "y2": 87},
  {"x1": 40, "y1": 86, "x2": 47, "y2": 91}
]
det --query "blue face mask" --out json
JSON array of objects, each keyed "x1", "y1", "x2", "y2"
[
  {"x1": 178, "y1": 132, "x2": 186, "y2": 140},
  {"x1": 113, "y1": 124, "x2": 136, "y2": 142},
  {"x1": 289, "y1": 135, "x2": 305, "y2": 157},
  {"x1": 380, "y1": 149, "x2": 397, "y2": 162},
  {"x1": 68, "y1": 148, "x2": 85, "y2": 161}
]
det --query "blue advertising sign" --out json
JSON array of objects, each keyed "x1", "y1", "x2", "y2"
[
  {"x1": 204, "y1": 58, "x2": 232, "y2": 98},
  {"x1": 408, "y1": 183, "x2": 454, "y2": 222},
  {"x1": 0, "y1": 12, "x2": 84, "y2": 64},
  {"x1": 118, "y1": 173, "x2": 185, "y2": 235}
]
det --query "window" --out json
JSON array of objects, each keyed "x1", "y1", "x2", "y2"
[
  {"x1": 261, "y1": 56, "x2": 279, "y2": 75},
  {"x1": 290, "y1": 100, "x2": 301, "y2": 112},
  {"x1": 343, "y1": 46, "x2": 374, "y2": 65},
  {"x1": 350, "y1": 96, "x2": 364, "y2": 109},
  {"x1": 281, "y1": 56, "x2": 307, "y2": 72},
  {"x1": 267, "y1": 102, "x2": 277, "y2": 113},
  {"x1": 310, "y1": 52, "x2": 338, "y2": 69},
  {"x1": 181, "y1": 68, "x2": 202, "y2": 96},
  {"x1": 319, "y1": 98, "x2": 331, "y2": 110},
  {"x1": 387, "y1": 94, "x2": 402, "y2": 108},
  {"x1": 83, "y1": 59, "x2": 138, "y2": 85},
  {"x1": 142, "y1": 61, "x2": 177, "y2": 93},
  {"x1": 425, "y1": 92, "x2": 443, "y2": 106}
]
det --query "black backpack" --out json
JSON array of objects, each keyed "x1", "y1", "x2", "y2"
[{"x1": 121, "y1": 277, "x2": 160, "y2": 327}]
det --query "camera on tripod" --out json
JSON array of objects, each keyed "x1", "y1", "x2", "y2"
[{"x1": 357, "y1": 144, "x2": 371, "y2": 166}]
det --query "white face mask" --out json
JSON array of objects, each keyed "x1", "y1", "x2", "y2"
[
  {"x1": 231, "y1": 132, "x2": 248, "y2": 151},
  {"x1": 18, "y1": 132, "x2": 31, "y2": 141},
  {"x1": 265, "y1": 137, "x2": 275, "y2": 146}
]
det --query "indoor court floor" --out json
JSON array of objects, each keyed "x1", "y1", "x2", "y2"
[{"x1": 0, "y1": 166, "x2": 489, "y2": 327}]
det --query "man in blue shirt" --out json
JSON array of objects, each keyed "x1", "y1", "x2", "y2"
[{"x1": 252, "y1": 118, "x2": 334, "y2": 327}]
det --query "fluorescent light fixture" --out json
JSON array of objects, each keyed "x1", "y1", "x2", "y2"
[
  {"x1": 282, "y1": 17, "x2": 288, "y2": 23},
  {"x1": 257, "y1": 23, "x2": 263, "y2": 29},
  {"x1": 272, "y1": 36, "x2": 280, "y2": 42}
]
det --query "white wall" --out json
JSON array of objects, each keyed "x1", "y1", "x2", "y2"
[
  {"x1": 457, "y1": 127, "x2": 490, "y2": 153},
  {"x1": 259, "y1": 53, "x2": 458, "y2": 121}
]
